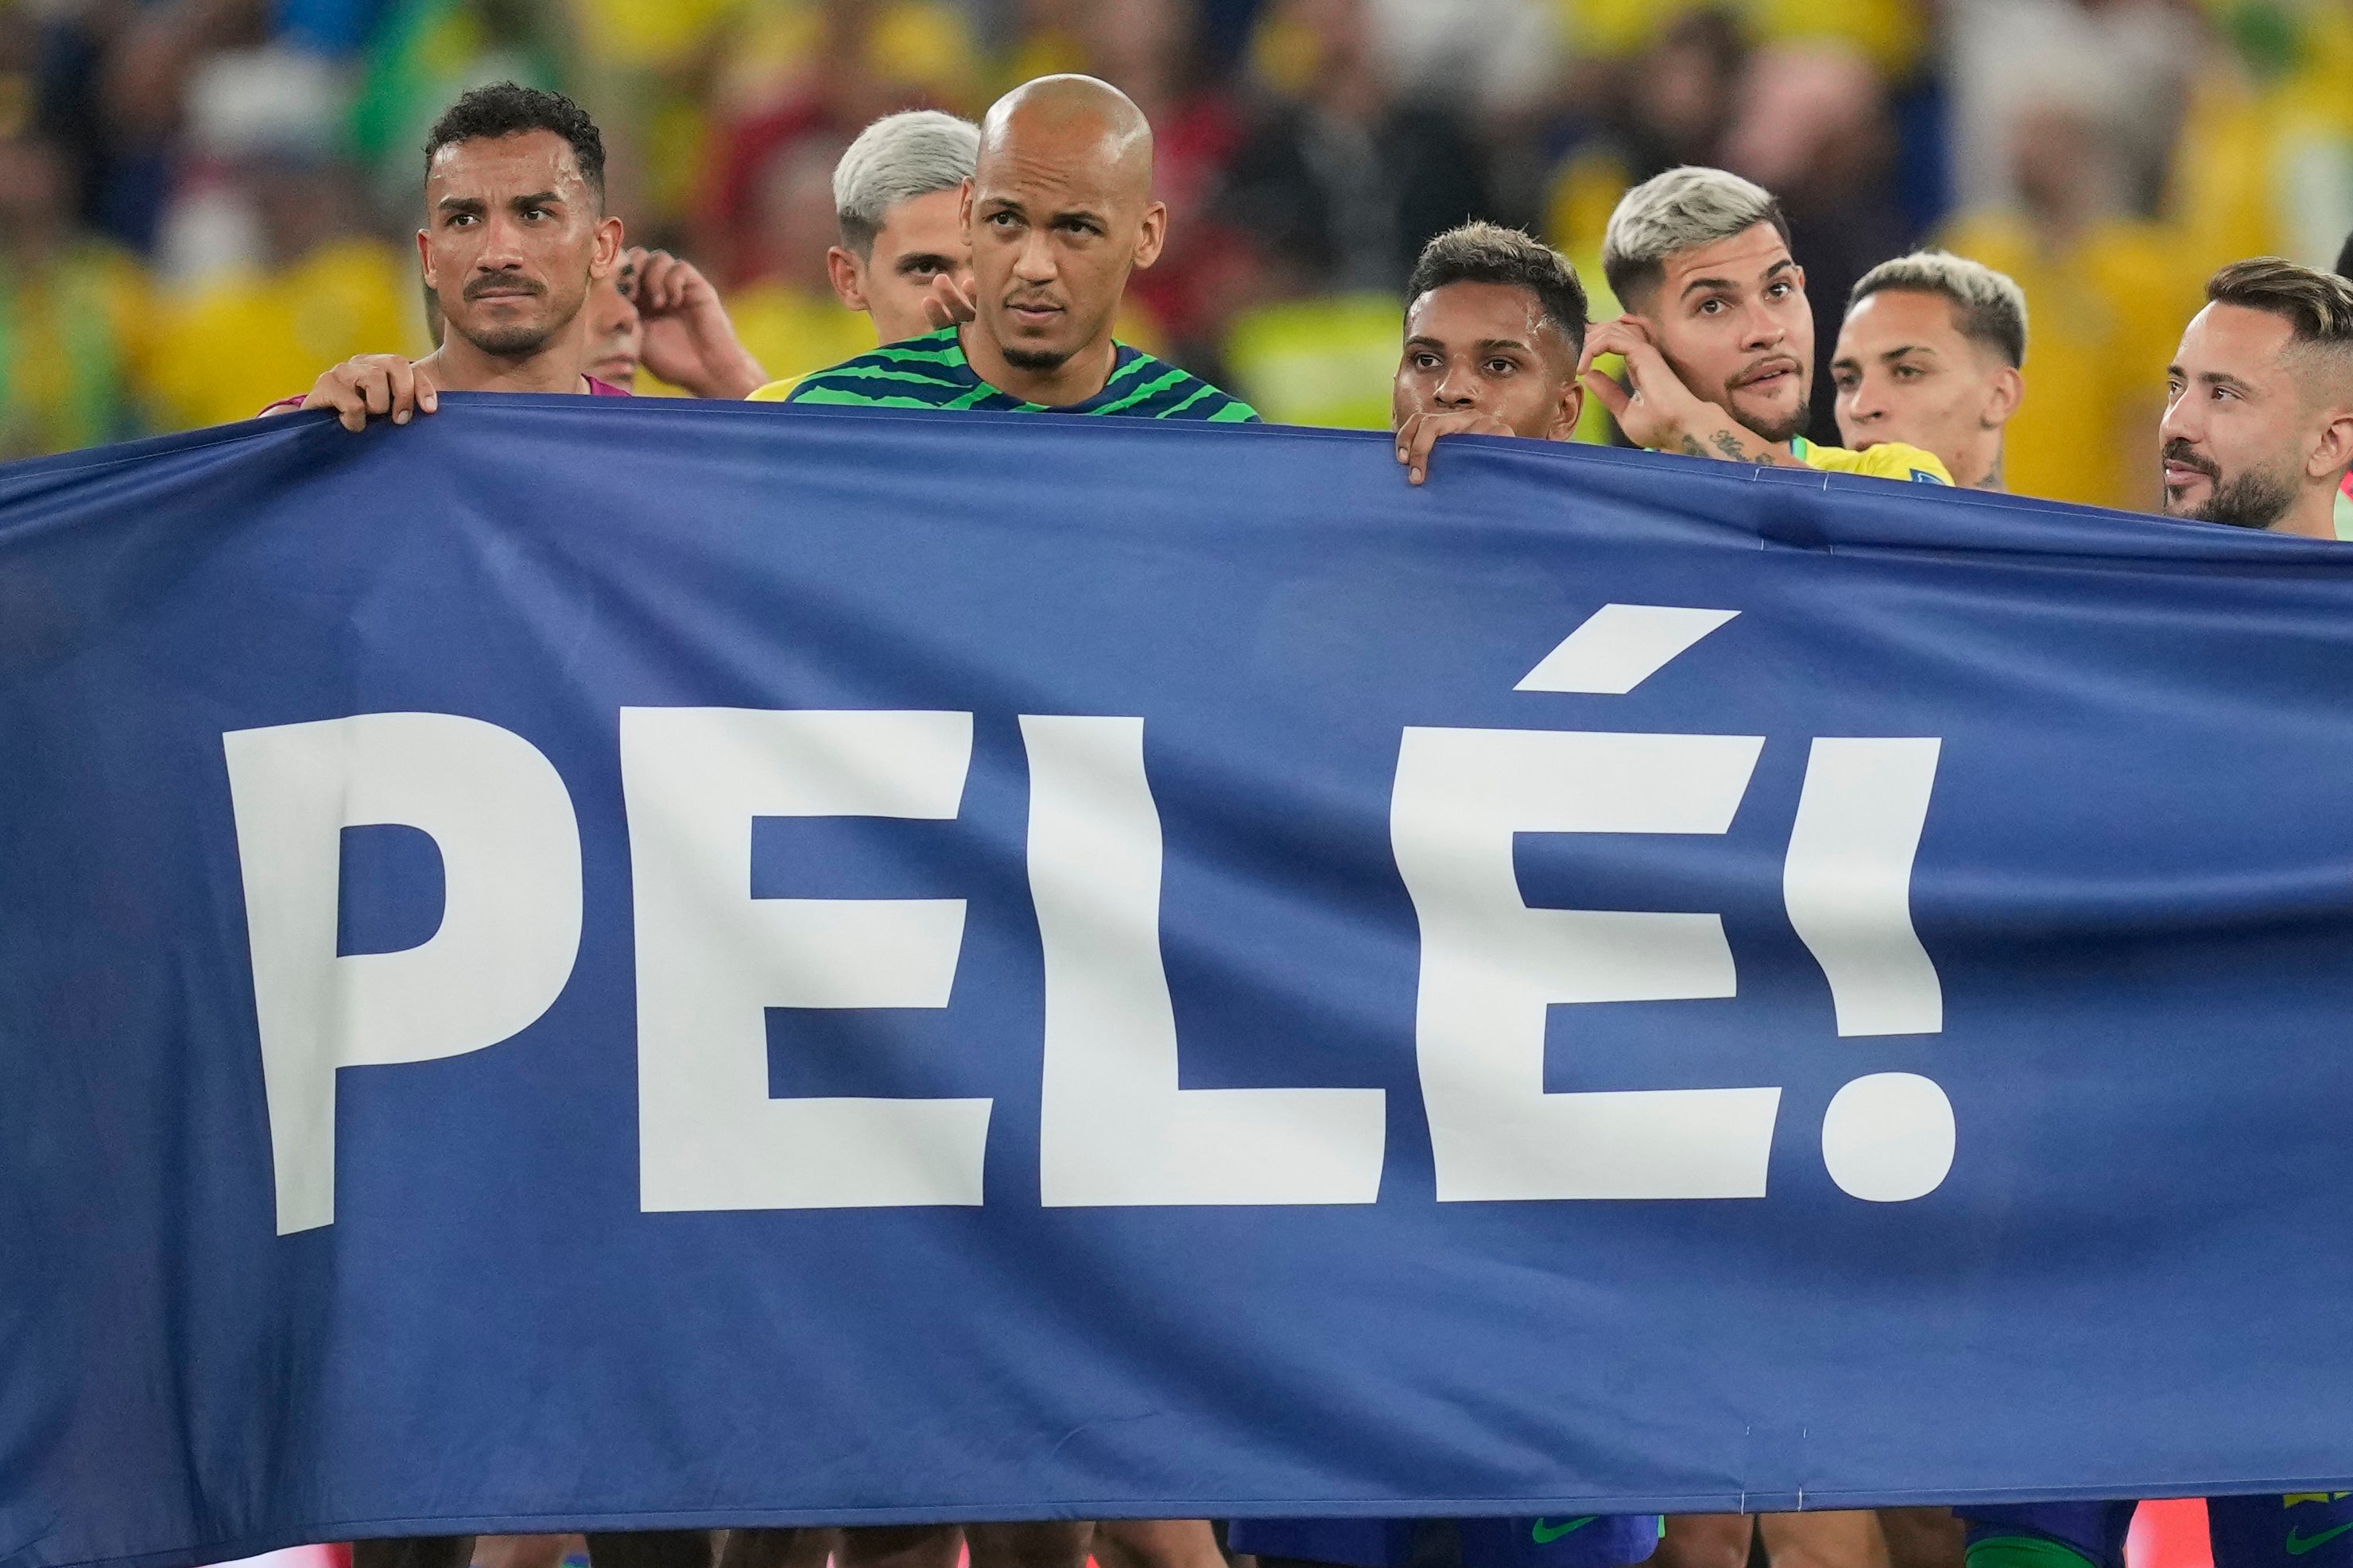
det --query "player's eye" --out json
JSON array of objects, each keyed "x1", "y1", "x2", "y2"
[
  {"x1": 1697, "y1": 299, "x2": 1723, "y2": 315},
  {"x1": 1483, "y1": 358, "x2": 1516, "y2": 376},
  {"x1": 1410, "y1": 352, "x2": 1440, "y2": 371},
  {"x1": 1893, "y1": 364, "x2": 1919, "y2": 378},
  {"x1": 1833, "y1": 372, "x2": 1857, "y2": 391},
  {"x1": 1766, "y1": 281, "x2": 1791, "y2": 299}
]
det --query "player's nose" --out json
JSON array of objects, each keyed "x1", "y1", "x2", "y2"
[
  {"x1": 1738, "y1": 300, "x2": 1785, "y2": 349},
  {"x1": 1011, "y1": 230, "x2": 1057, "y2": 281}
]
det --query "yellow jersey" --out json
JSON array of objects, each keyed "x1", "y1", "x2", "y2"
[
  {"x1": 746, "y1": 376, "x2": 800, "y2": 401},
  {"x1": 1790, "y1": 436, "x2": 1952, "y2": 484}
]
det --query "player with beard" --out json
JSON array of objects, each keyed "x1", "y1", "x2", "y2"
[
  {"x1": 266, "y1": 83, "x2": 626, "y2": 425},
  {"x1": 783, "y1": 75, "x2": 1253, "y2": 420},
  {"x1": 1575, "y1": 166, "x2": 1950, "y2": 484},
  {"x1": 1391, "y1": 222, "x2": 1589, "y2": 485},
  {"x1": 1953, "y1": 255, "x2": 2353, "y2": 1568},
  {"x1": 1832, "y1": 251, "x2": 2027, "y2": 492},
  {"x1": 2157, "y1": 257, "x2": 2353, "y2": 538}
]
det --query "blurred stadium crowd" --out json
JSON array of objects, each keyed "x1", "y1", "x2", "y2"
[{"x1": 0, "y1": 0, "x2": 2349, "y2": 507}]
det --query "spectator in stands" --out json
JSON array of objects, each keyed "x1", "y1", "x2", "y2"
[
  {"x1": 1214, "y1": 0, "x2": 1489, "y2": 427},
  {"x1": 0, "y1": 134, "x2": 151, "y2": 459},
  {"x1": 1069, "y1": 0, "x2": 1248, "y2": 366},
  {"x1": 750, "y1": 108, "x2": 979, "y2": 400},
  {"x1": 1723, "y1": 41, "x2": 1913, "y2": 447},
  {"x1": 699, "y1": 0, "x2": 980, "y2": 287},
  {"x1": 2155, "y1": 257, "x2": 2353, "y2": 539},
  {"x1": 1388, "y1": 221, "x2": 1588, "y2": 483},
  {"x1": 1607, "y1": 9, "x2": 1746, "y2": 186},
  {"x1": 1219, "y1": 0, "x2": 1487, "y2": 297},
  {"x1": 723, "y1": 133, "x2": 881, "y2": 390},
  {"x1": 1940, "y1": 95, "x2": 2189, "y2": 509},
  {"x1": 146, "y1": 48, "x2": 417, "y2": 429},
  {"x1": 1576, "y1": 165, "x2": 1950, "y2": 482},
  {"x1": 1832, "y1": 250, "x2": 2027, "y2": 490}
]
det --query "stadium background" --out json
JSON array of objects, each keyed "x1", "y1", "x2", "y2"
[{"x1": 2, "y1": 0, "x2": 2349, "y2": 509}]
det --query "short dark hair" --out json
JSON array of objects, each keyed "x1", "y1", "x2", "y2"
[
  {"x1": 423, "y1": 83, "x2": 605, "y2": 203},
  {"x1": 2207, "y1": 257, "x2": 2353, "y2": 347},
  {"x1": 1407, "y1": 222, "x2": 1590, "y2": 356}
]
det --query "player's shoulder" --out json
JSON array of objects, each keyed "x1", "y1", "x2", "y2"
[
  {"x1": 1797, "y1": 438, "x2": 1951, "y2": 485},
  {"x1": 1100, "y1": 346, "x2": 1261, "y2": 422}
]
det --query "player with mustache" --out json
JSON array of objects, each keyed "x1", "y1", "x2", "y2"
[
  {"x1": 2155, "y1": 257, "x2": 2353, "y2": 538},
  {"x1": 267, "y1": 83, "x2": 630, "y2": 425},
  {"x1": 1575, "y1": 166, "x2": 1951, "y2": 484}
]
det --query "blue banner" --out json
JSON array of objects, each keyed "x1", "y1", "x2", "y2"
[{"x1": 6, "y1": 397, "x2": 2353, "y2": 1568}]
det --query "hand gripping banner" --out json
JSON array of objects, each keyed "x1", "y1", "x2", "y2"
[{"x1": 5, "y1": 399, "x2": 2353, "y2": 1568}]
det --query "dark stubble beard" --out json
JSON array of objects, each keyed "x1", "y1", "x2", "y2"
[
  {"x1": 461, "y1": 320, "x2": 555, "y2": 358},
  {"x1": 1000, "y1": 343, "x2": 1074, "y2": 371},
  {"x1": 2188, "y1": 470, "x2": 2299, "y2": 529},
  {"x1": 2163, "y1": 439, "x2": 2297, "y2": 529},
  {"x1": 1725, "y1": 378, "x2": 1807, "y2": 445}
]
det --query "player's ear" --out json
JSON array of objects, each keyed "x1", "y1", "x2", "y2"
[
  {"x1": 827, "y1": 246, "x2": 868, "y2": 313},
  {"x1": 415, "y1": 228, "x2": 434, "y2": 289},
  {"x1": 2306, "y1": 405, "x2": 2353, "y2": 481},
  {"x1": 1984, "y1": 363, "x2": 2025, "y2": 428},
  {"x1": 1131, "y1": 199, "x2": 1168, "y2": 270},
  {"x1": 958, "y1": 177, "x2": 974, "y2": 238},
  {"x1": 588, "y1": 215, "x2": 624, "y2": 279},
  {"x1": 1550, "y1": 377, "x2": 1586, "y2": 441}
]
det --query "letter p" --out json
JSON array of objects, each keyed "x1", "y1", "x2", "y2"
[{"x1": 223, "y1": 713, "x2": 583, "y2": 1233}]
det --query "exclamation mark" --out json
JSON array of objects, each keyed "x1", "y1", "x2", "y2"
[{"x1": 1783, "y1": 738, "x2": 1954, "y2": 1202}]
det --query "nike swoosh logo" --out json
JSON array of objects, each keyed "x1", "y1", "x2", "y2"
[
  {"x1": 2288, "y1": 1524, "x2": 2353, "y2": 1557},
  {"x1": 1532, "y1": 1520, "x2": 1598, "y2": 1545}
]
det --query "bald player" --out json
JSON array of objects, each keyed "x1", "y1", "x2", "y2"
[
  {"x1": 777, "y1": 68, "x2": 1243, "y2": 1568},
  {"x1": 1392, "y1": 222, "x2": 1588, "y2": 485},
  {"x1": 2156, "y1": 257, "x2": 2353, "y2": 538},
  {"x1": 1832, "y1": 251, "x2": 2026, "y2": 491},
  {"x1": 782, "y1": 74, "x2": 1253, "y2": 420}
]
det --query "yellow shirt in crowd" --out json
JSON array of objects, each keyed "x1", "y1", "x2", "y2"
[
  {"x1": 1936, "y1": 211, "x2": 2189, "y2": 512},
  {"x1": 146, "y1": 239, "x2": 420, "y2": 429},
  {"x1": 0, "y1": 246, "x2": 151, "y2": 459},
  {"x1": 721, "y1": 283, "x2": 879, "y2": 396}
]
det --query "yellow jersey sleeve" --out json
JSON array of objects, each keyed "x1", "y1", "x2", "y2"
[
  {"x1": 746, "y1": 376, "x2": 803, "y2": 402},
  {"x1": 1792, "y1": 437, "x2": 1952, "y2": 485}
]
